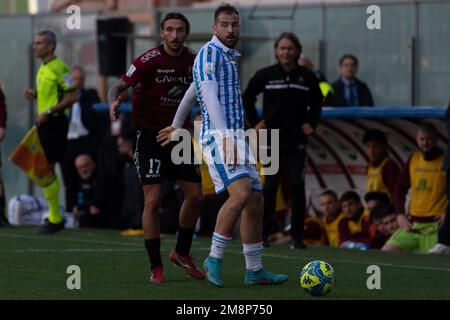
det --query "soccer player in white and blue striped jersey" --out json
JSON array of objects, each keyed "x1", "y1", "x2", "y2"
[{"x1": 158, "y1": 4, "x2": 288, "y2": 287}]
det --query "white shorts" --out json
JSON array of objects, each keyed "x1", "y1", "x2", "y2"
[{"x1": 201, "y1": 136, "x2": 262, "y2": 195}]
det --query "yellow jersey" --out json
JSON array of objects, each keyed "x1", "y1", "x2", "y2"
[
  {"x1": 367, "y1": 156, "x2": 393, "y2": 197},
  {"x1": 409, "y1": 151, "x2": 447, "y2": 218},
  {"x1": 323, "y1": 213, "x2": 347, "y2": 247}
]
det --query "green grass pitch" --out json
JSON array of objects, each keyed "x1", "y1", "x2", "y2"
[{"x1": 1, "y1": 226, "x2": 450, "y2": 300}]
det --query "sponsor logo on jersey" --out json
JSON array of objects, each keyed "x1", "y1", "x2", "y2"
[
  {"x1": 168, "y1": 85, "x2": 185, "y2": 98},
  {"x1": 157, "y1": 69, "x2": 175, "y2": 73},
  {"x1": 156, "y1": 75, "x2": 192, "y2": 84},
  {"x1": 126, "y1": 64, "x2": 137, "y2": 77},
  {"x1": 140, "y1": 49, "x2": 161, "y2": 63},
  {"x1": 205, "y1": 62, "x2": 214, "y2": 75}
]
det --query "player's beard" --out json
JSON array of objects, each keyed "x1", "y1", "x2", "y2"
[
  {"x1": 219, "y1": 34, "x2": 238, "y2": 48},
  {"x1": 167, "y1": 41, "x2": 183, "y2": 53}
]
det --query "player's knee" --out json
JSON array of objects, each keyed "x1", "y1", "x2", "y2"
[
  {"x1": 185, "y1": 192, "x2": 204, "y2": 207},
  {"x1": 144, "y1": 198, "x2": 160, "y2": 213},
  {"x1": 255, "y1": 193, "x2": 264, "y2": 210},
  {"x1": 230, "y1": 189, "x2": 251, "y2": 209}
]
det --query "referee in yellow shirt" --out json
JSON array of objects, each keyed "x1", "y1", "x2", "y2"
[{"x1": 23, "y1": 30, "x2": 78, "y2": 234}]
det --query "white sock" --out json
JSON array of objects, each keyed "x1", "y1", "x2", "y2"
[
  {"x1": 243, "y1": 242, "x2": 263, "y2": 272},
  {"x1": 210, "y1": 233, "x2": 231, "y2": 259}
]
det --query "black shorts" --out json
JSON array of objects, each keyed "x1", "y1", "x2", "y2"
[
  {"x1": 37, "y1": 113, "x2": 69, "y2": 164},
  {"x1": 133, "y1": 129, "x2": 201, "y2": 185}
]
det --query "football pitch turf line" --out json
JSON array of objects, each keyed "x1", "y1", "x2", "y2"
[
  {"x1": 2, "y1": 231, "x2": 450, "y2": 273},
  {"x1": 2, "y1": 227, "x2": 450, "y2": 300}
]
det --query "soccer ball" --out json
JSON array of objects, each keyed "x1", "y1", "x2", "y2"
[{"x1": 300, "y1": 260, "x2": 335, "y2": 297}]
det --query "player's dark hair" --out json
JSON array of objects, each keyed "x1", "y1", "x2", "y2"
[
  {"x1": 340, "y1": 191, "x2": 361, "y2": 203},
  {"x1": 370, "y1": 204, "x2": 395, "y2": 222},
  {"x1": 364, "y1": 192, "x2": 391, "y2": 207},
  {"x1": 417, "y1": 121, "x2": 438, "y2": 139},
  {"x1": 339, "y1": 54, "x2": 358, "y2": 66},
  {"x1": 320, "y1": 190, "x2": 338, "y2": 202},
  {"x1": 37, "y1": 30, "x2": 57, "y2": 50},
  {"x1": 160, "y1": 12, "x2": 190, "y2": 34},
  {"x1": 274, "y1": 32, "x2": 302, "y2": 59},
  {"x1": 214, "y1": 3, "x2": 240, "y2": 23},
  {"x1": 363, "y1": 129, "x2": 388, "y2": 145}
]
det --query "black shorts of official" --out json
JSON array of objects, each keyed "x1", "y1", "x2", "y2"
[
  {"x1": 133, "y1": 129, "x2": 201, "y2": 186},
  {"x1": 37, "y1": 113, "x2": 69, "y2": 164}
]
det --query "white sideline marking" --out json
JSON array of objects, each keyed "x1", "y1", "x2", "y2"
[
  {"x1": 10, "y1": 248, "x2": 143, "y2": 253},
  {"x1": 3, "y1": 233, "x2": 450, "y2": 273},
  {"x1": 0, "y1": 233, "x2": 142, "y2": 247}
]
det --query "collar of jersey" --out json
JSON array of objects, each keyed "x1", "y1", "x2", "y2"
[{"x1": 210, "y1": 35, "x2": 241, "y2": 57}]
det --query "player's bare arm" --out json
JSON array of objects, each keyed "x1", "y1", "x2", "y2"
[
  {"x1": 108, "y1": 79, "x2": 130, "y2": 121},
  {"x1": 35, "y1": 90, "x2": 79, "y2": 126}
]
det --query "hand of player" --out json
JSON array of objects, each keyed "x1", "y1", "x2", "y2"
[
  {"x1": 254, "y1": 120, "x2": 266, "y2": 132},
  {"x1": 0, "y1": 127, "x2": 6, "y2": 142},
  {"x1": 23, "y1": 88, "x2": 36, "y2": 101},
  {"x1": 89, "y1": 206, "x2": 101, "y2": 215},
  {"x1": 397, "y1": 214, "x2": 412, "y2": 231},
  {"x1": 109, "y1": 96, "x2": 123, "y2": 121},
  {"x1": 35, "y1": 112, "x2": 49, "y2": 127},
  {"x1": 157, "y1": 126, "x2": 176, "y2": 147},
  {"x1": 302, "y1": 122, "x2": 314, "y2": 136}
]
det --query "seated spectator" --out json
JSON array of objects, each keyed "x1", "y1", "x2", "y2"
[
  {"x1": 117, "y1": 134, "x2": 144, "y2": 234},
  {"x1": 363, "y1": 129, "x2": 400, "y2": 198},
  {"x1": 383, "y1": 122, "x2": 448, "y2": 253},
  {"x1": 319, "y1": 190, "x2": 347, "y2": 247},
  {"x1": 332, "y1": 54, "x2": 374, "y2": 107},
  {"x1": 73, "y1": 154, "x2": 122, "y2": 229},
  {"x1": 303, "y1": 213, "x2": 327, "y2": 247},
  {"x1": 61, "y1": 66, "x2": 100, "y2": 213},
  {"x1": 369, "y1": 204, "x2": 399, "y2": 249},
  {"x1": 340, "y1": 191, "x2": 371, "y2": 245},
  {"x1": 364, "y1": 191, "x2": 391, "y2": 212}
]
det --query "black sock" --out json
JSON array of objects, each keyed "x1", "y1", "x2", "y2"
[
  {"x1": 175, "y1": 227, "x2": 195, "y2": 257},
  {"x1": 144, "y1": 238, "x2": 162, "y2": 270}
]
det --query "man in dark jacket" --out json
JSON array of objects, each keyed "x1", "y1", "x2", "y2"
[
  {"x1": 332, "y1": 54, "x2": 374, "y2": 107},
  {"x1": 73, "y1": 154, "x2": 122, "y2": 229},
  {"x1": 0, "y1": 87, "x2": 9, "y2": 227},
  {"x1": 243, "y1": 32, "x2": 323, "y2": 249},
  {"x1": 61, "y1": 66, "x2": 101, "y2": 213}
]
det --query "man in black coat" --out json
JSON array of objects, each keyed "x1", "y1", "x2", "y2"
[
  {"x1": 243, "y1": 32, "x2": 323, "y2": 249},
  {"x1": 332, "y1": 54, "x2": 374, "y2": 107},
  {"x1": 73, "y1": 154, "x2": 122, "y2": 229}
]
